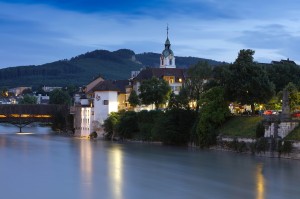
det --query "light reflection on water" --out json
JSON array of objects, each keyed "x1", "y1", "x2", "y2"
[
  {"x1": 0, "y1": 124, "x2": 300, "y2": 199},
  {"x1": 108, "y1": 145, "x2": 123, "y2": 199},
  {"x1": 256, "y1": 164, "x2": 265, "y2": 199},
  {"x1": 79, "y1": 140, "x2": 93, "y2": 199}
]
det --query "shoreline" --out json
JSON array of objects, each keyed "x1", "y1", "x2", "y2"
[{"x1": 210, "y1": 145, "x2": 300, "y2": 160}]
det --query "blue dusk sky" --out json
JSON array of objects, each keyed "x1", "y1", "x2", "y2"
[{"x1": 1, "y1": 0, "x2": 300, "y2": 68}]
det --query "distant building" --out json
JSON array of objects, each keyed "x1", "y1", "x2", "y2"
[
  {"x1": 271, "y1": 58, "x2": 296, "y2": 65},
  {"x1": 9, "y1": 87, "x2": 31, "y2": 96},
  {"x1": 0, "y1": 98, "x2": 12, "y2": 104},
  {"x1": 42, "y1": 86, "x2": 62, "y2": 92},
  {"x1": 36, "y1": 94, "x2": 50, "y2": 104}
]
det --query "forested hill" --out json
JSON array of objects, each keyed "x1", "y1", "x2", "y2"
[{"x1": 0, "y1": 49, "x2": 223, "y2": 88}]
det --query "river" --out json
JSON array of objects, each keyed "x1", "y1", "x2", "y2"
[{"x1": 0, "y1": 124, "x2": 299, "y2": 199}]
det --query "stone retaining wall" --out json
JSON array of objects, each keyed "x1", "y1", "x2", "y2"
[{"x1": 264, "y1": 122, "x2": 298, "y2": 138}]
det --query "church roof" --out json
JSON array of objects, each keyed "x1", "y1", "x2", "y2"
[
  {"x1": 165, "y1": 37, "x2": 170, "y2": 45},
  {"x1": 90, "y1": 80, "x2": 120, "y2": 92},
  {"x1": 88, "y1": 79, "x2": 129, "y2": 93},
  {"x1": 134, "y1": 67, "x2": 186, "y2": 82},
  {"x1": 113, "y1": 80, "x2": 129, "y2": 93}
]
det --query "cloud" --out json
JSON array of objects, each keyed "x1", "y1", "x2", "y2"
[{"x1": 1, "y1": 1, "x2": 300, "y2": 68}]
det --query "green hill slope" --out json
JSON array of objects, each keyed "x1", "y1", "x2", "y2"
[{"x1": 0, "y1": 49, "x2": 223, "y2": 88}]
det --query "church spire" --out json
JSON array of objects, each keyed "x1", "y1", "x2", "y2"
[
  {"x1": 165, "y1": 24, "x2": 171, "y2": 48},
  {"x1": 167, "y1": 24, "x2": 169, "y2": 38},
  {"x1": 160, "y1": 25, "x2": 175, "y2": 68}
]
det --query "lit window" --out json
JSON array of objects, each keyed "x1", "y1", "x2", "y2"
[{"x1": 163, "y1": 76, "x2": 175, "y2": 84}]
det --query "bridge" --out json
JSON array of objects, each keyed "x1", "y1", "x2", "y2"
[{"x1": 0, "y1": 104, "x2": 68, "y2": 132}]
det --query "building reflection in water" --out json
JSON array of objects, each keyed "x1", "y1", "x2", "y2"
[
  {"x1": 79, "y1": 140, "x2": 93, "y2": 198},
  {"x1": 108, "y1": 145, "x2": 123, "y2": 199},
  {"x1": 256, "y1": 163, "x2": 265, "y2": 199}
]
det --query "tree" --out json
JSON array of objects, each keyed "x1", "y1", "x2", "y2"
[
  {"x1": 196, "y1": 87, "x2": 231, "y2": 148},
  {"x1": 139, "y1": 77, "x2": 171, "y2": 109},
  {"x1": 19, "y1": 94, "x2": 37, "y2": 104},
  {"x1": 184, "y1": 61, "x2": 212, "y2": 112},
  {"x1": 152, "y1": 109, "x2": 196, "y2": 145},
  {"x1": 284, "y1": 82, "x2": 300, "y2": 111},
  {"x1": 49, "y1": 89, "x2": 71, "y2": 105},
  {"x1": 128, "y1": 90, "x2": 140, "y2": 108},
  {"x1": 168, "y1": 88, "x2": 190, "y2": 110},
  {"x1": 266, "y1": 61, "x2": 300, "y2": 93},
  {"x1": 103, "y1": 112, "x2": 121, "y2": 141},
  {"x1": 117, "y1": 111, "x2": 139, "y2": 139},
  {"x1": 226, "y1": 49, "x2": 275, "y2": 113}
]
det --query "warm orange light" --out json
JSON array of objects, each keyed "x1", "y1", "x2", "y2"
[
  {"x1": 256, "y1": 164, "x2": 265, "y2": 199},
  {"x1": 7, "y1": 114, "x2": 51, "y2": 118}
]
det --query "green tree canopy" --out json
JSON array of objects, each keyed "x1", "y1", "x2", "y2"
[
  {"x1": 284, "y1": 82, "x2": 300, "y2": 111},
  {"x1": 103, "y1": 112, "x2": 121, "y2": 140},
  {"x1": 49, "y1": 89, "x2": 71, "y2": 105},
  {"x1": 19, "y1": 94, "x2": 37, "y2": 104},
  {"x1": 226, "y1": 49, "x2": 275, "y2": 113},
  {"x1": 196, "y1": 87, "x2": 231, "y2": 148},
  {"x1": 168, "y1": 88, "x2": 190, "y2": 110},
  {"x1": 184, "y1": 61, "x2": 212, "y2": 112},
  {"x1": 265, "y1": 61, "x2": 300, "y2": 92},
  {"x1": 128, "y1": 90, "x2": 140, "y2": 108},
  {"x1": 139, "y1": 77, "x2": 171, "y2": 109}
]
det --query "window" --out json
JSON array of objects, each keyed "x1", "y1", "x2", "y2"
[
  {"x1": 103, "y1": 100, "x2": 109, "y2": 105},
  {"x1": 163, "y1": 76, "x2": 175, "y2": 84}
]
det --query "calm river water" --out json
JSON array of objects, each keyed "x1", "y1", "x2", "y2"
[{"x1": 0, "y1": 124, "x2": 300, "y2": 199}]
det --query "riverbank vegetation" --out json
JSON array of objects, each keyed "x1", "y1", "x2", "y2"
[
  {"x1": 103, "y1": 49, "x2": 300, "y2": 151},
  {"x1": 103, "y1": 109, "x2": 196, "y2": 145}
]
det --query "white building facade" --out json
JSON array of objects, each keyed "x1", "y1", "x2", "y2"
[
  {"x1": 72, "y1": 79, "x2": 120, "y2": 138},
  {"x1": 93, "y1": 91, "x2": 118, "y2": 125}
]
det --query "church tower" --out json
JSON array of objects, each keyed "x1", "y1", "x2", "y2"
[{"x1": 160, "y1": 26, "x2": 176, "y2": 68}]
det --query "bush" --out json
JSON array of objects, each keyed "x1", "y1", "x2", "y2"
[
  {"x1": 249, "y1": 142, "x2": 256, "y2": 155},
  {"x1": 256, "y1": 121, "x2": 265, "y2": 138},
  {"x1": 89, "y1": 131, "x2": 98, "y2": 139},
  {"x1": 228, "y1": 138, "x2": 239, "y2": 151},
  {"x1": 103, "y1": 112, "x2": 121, "y2": 140},
  {"x1": 237, "y1": 141, "x2": 247, "y2": 153},
  {"x1": 281, "y1": 140, "x2": 293, "y2": 154},
  {"x1": 118, "y1": 111, "x2": 139, "y2": 139},
  {"x1": 137, "y1": 110, "x2": 163, "y2": 141},
  {"x1": 152, "y1": 109, "x2": 196, "y2": 145},
  {"x1": 256, "y1": 137, "x2": 268, "y2": 154}
]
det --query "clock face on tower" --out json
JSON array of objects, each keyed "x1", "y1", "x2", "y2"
[{"x1": 96, "y1": 94, "x2": 101, "y2": 101}]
